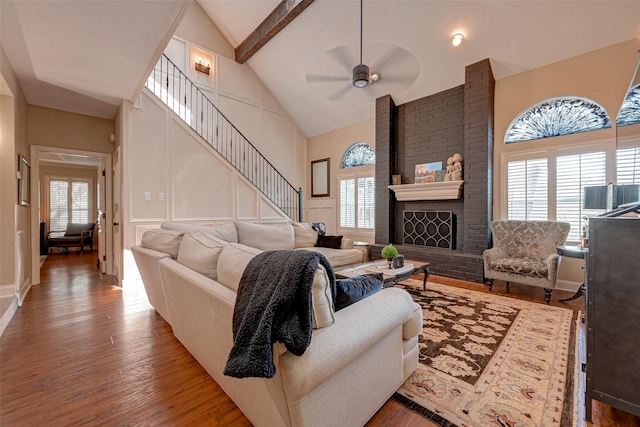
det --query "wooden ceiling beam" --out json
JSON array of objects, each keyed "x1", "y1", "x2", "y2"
[{"x1": 235, "y1": 0, "x2": 315, "y2": 64}]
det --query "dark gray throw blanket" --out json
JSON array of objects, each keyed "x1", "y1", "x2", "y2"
[{"x1": 223, "y1": 250, "x2": 335, "y2": 379}]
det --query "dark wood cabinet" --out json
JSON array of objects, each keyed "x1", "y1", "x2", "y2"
[{"x1": 585, "y1": 216, "x2": 640, "y2": 421}]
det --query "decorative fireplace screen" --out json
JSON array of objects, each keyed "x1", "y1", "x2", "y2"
[{"x1": 403, "y1": 211, "x2": 454, "y2": 249}]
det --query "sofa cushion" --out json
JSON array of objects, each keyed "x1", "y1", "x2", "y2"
[
  {"x1": 217, "y1": 243, "x2": 263, "y2": 291},
  {"x1": 204, "y1": 222, "x2": 238, "y2": 243},
  {"x1": 235, "y1": 222, "x2": 295, "y2": 251},
  {"x1": 292, "y1": 222, "x2": 318, "y2": 249},
  {"x1": 490, "y1": 257, "x2": 549, "y2": 278},
  {"x1": 302, "y1": 246, "x2": 363, "y2": 268},
  {"x1": 176, "y1": 231, "x2": 227, "y2": 280},
  {"x1": 141, "y1": 229, "x2": 184, "y2": 259},
  {"x1": 315, "y1": 234, "x2": 343, "y2": 249},
  {"x1": 161, "y1": 222, "x2": 238, "y2": 243},
  {"x1": 65, "y1": 223, "x2": 94, "y2": 236},
  {"x1": 217, "y1": 244, "x2": 335, "y2": 329},
  {"x1": 310, "y1": 264, "x2": 335, "y2": 328},
  {"x1": 334, "y1": 273, "x2": 384, "y2": 311}
]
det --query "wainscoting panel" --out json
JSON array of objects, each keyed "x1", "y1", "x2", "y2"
[
  {"x1": 306, "y1": 199, "x2": 337, "y2": 234},
  {"x1": 236, "y1": 176, "x2": 259, "y2": 221},
  {"x1": 216, "y1": 94, "x2": 262, "y2": 151},
  {"x1": 171, "y1": 121, "x2": 234, "y2": 221}
]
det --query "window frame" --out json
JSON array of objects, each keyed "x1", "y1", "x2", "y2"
[
  {"x1": 337, "y1": 165, "x2": 375, "y2": 238},
  {"x1": 500, "y1": 138, "x2": 618, "y2": 243},
  {"x1": 45, "y1": 175, "x2": 94, "y2": 234}
]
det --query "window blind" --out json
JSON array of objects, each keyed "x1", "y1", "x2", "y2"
[
  {"x1": 507, "y1": 158, "x2": 548, "y2": 220},
  {"x1": 49, "y1": 180, "x2": 69, "y2": 233},
  {"x1": 339, "y1": 178, "x2": 355, "y2": 228},
  {"x1": 617, "y1": 147, "x2": 640, "y2": 185},
  {"x1": 556, "y1": 151, "x2": 606, "y2": 241},
  {"x1": 357, "y1": 177, "x2": 375, "y2": 228},
  {"x1": 72, "y1": 181, "x2": 90, "y2": 223}
]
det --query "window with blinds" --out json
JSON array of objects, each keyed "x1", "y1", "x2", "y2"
[
  {"x1": 556, "y1": 152, "x2": 607, "y2": 241},
  {"x1": 357, "y1": 177, "x2": 375, "y2": 228},
  {"x1": 617, "y1": 147, "x2": 640, "y2": 184},
  {"x1": 339, "y1": 175, "x2": 374, "y2": 230},
  {"x1": 507, "y1": 158, "x2": 548, "y2": 220},
  {"x1": 49, "y1": 180, "x2": 69, "y2": 233},
  {"x1": 48, "y1": 178, "x2": 92, "y2": 233},
  {"x1": 339, "y1": 178, "x2": 356, "y2": 228}
]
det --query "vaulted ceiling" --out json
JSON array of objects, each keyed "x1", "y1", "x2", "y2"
[{"x1": 2, "y1": 0, "x2": 639, "y2": 138}]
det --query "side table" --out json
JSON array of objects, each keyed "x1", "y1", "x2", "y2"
[{"x1": 556, "y1": 245, "x2": 587, "y2": 302}]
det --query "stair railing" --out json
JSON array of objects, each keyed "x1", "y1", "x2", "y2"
[{"x1": 145, "y1": 54, "x2": 302, "y2": 221}]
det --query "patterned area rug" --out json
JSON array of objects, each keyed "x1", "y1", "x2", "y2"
[{"x1": 393, "y1": 279, "x2": 579, "y2": 427}]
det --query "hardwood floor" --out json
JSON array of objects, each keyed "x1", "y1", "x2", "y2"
[{"x1": 1, "y1": 253, "x2": 638, "y2": 426}]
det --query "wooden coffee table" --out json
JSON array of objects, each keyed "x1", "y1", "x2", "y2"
[{"x1": 336, "y1": 260, "x2": 430, "y2": 289}]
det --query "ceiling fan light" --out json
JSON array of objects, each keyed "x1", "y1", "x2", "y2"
[{"x1": 353, "y1": 64, "x2": 370, "y2": 88}]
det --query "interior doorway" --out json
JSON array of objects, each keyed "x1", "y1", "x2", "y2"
[{"x1": 30, "y1": 145, "x2": 114, "y2": 286}]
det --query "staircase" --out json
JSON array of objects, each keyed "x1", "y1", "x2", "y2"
[{"x1": 145, "y1": 54, "x2": 302, "y2": 221}]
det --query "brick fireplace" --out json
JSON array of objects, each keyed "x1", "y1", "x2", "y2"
[{"x1": 372, "y1": 59, "x2": 495, "y2": 283}]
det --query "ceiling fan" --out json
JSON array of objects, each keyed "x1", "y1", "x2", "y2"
[
  {"x1": 305, "y1": 0, "x2": 419, "y2": 102},
  {"x1": 352, "y1": 0, "x2": 373, "y2": 88}
]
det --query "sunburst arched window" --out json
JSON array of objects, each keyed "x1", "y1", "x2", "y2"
[
  {"x1": 341, "y1": 143, "x2": 376, "y2": 168},
  {"x1": 617, "y1": 83, "x2": 640, "y2": 127},
  {"x1": 505, "y1": 97, "x2": 611, "y2": 143}
]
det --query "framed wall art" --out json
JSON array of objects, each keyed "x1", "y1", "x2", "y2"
[{"x1": 311, "y1": 158, "x2": 330, "y2": 197}]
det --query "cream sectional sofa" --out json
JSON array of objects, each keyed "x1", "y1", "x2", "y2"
[{"x1": 132, "y1": 221, "x2": 422, "y2": 427}]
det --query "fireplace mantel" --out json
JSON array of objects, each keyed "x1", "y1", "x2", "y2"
[{"x1": 388, "y1": 180, "x2": 464, "y2": 201}]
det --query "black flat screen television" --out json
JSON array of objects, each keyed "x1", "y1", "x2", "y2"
[{"x1": 583, "y1": 184, "x2": 640, "y2": 210}]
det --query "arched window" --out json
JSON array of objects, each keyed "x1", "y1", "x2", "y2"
[
  {"x1": 341, "y1": 143, "x2": 375, "y2": 168},
  {"x1": 617, "y1": 83, "x2": 640, "y2": 127},
  {"x1": 505, "y1": 97, "x2": 611, "y2": 143}
]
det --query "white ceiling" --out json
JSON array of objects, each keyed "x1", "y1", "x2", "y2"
[
  {"x1": 199, "y1": 0, "x2": 640, "y2": 137},
  {"x1": 0, "y1": 0, "x2": 189, "y2": 119},
  {"x1": 1, "y1": 0, "x2": 639, "y2": 138}
]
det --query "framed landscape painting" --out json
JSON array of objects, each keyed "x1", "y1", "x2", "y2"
[{"x1": 415, "y1": 161, "x2": 442, "y2": 184}]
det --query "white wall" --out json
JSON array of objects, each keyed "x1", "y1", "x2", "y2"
[
  {"x1": 124, "y1": 90, "x2": 289, "y2": 247},
  {"x1": 306, "y1": 119, "x2": 375, "y2": 241}
]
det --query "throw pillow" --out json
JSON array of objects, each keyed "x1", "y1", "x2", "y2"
[
  {"x1": 235, "y1": 221, "x2": 295, "y2": 251},
  {"x1": 141, "y1": 229, "x2": 184, "y2": 259},
  {"x1": 176, "y1": 231, "x2": 227, "y2": 280},
  {"x1": 292, "y1": 222, "x2": 318, "y2": 248},
  {"x1": 315, "y1": 234, "x2": 343, "y2": 249},
  {"x1": 334, "y1": 273, "x2": 384, "y2": 311}
]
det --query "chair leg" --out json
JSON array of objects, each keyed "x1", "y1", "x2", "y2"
[
  {"x1": 485, "y1": 279, "x2": 494, "y2": 291},
  {"x1": 544, "y1": 288, "x2": 552, "y2": 304},
  {"x1": 505, "y1": 281, "x2": 510, "y2": 290}
]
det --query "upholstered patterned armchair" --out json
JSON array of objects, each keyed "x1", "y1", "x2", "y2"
[{"x1": 483, "y1": 220, "x2": 570, "y2": 303}]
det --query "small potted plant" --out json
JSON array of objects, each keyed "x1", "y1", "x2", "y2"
[{"x1": 381, "y1": 244, "x2": 399, "y2": 269}]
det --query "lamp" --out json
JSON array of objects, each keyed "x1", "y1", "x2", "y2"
[{"x1": 195, "y1": 58, "x2": 211, "y2": 75}]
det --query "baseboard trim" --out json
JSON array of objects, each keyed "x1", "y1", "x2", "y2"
[
  {"x1": 17, "y1": 278, "x2": 31, "y2": 307},
  {"x1": 0, "y1": 297, "x2": 18, "y2": 337},
  {"x1": 556, "y1": 279, "x2": 582, "y2": 293}
]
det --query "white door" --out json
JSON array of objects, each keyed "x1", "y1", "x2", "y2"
[{"x1": 112, "y1": 147, "x2": 122, "y2": 282}]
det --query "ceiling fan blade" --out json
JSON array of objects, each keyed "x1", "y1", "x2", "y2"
[
  {"x1": 326, "y1": 45, "x2": 356, "y2": 73},
  {"x1": 373, "y1": 46, "x2": 410, "y2": 71},
  {"x1": 327, "y1": 85, "x2": 352, "y2": 102},
  {"x1": 306, "y1": 74, "x2": 349, "y2": 83}
]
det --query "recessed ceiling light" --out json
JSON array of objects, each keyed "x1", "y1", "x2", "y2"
[{"x1": 452, "y1": 33, "x2": 464, "y2": 47}]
